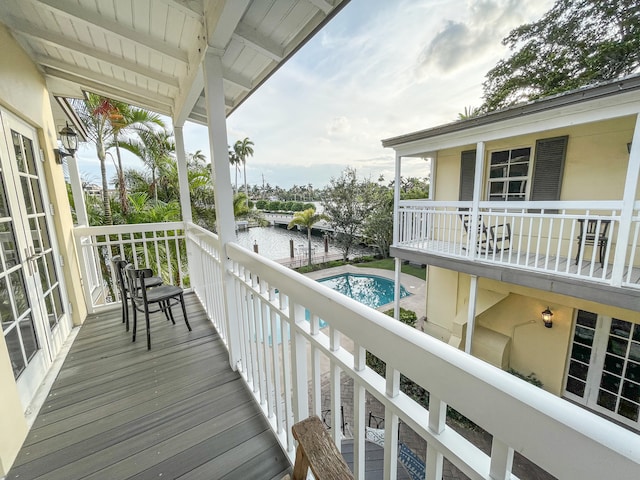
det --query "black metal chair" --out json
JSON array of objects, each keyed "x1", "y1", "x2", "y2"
[
  {"x1": 125, "y1": 264, "x2": 191, "y2": 350},
  {"x1": 460, "y1": 214, "x2": 511, "y2": 253},
  {"x1": 110, "y1": 256, "x2": 162, "y2": 331},
  {"x1": 575, "y1": 219, "x2": 610, "y2": 267}
]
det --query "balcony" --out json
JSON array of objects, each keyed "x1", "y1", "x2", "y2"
[
  {"x1": 392, "y1": 200, "x2": 640, "y2": 311},
  {"x1": 11, "y1": 221, "x2": 638, "y2": 479}
]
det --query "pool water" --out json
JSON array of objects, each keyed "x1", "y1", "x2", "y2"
[{"x1": 317, "y1": 273, "x2": 410, "y2": 309}]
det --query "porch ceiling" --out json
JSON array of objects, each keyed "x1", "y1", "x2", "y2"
[{"x1": 0, "y1": 0, "x2": 348, "y2": 125}]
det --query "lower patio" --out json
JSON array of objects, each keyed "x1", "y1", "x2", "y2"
[{"x1": 7, "y1": 294, "x2": 292, "y2": 480}]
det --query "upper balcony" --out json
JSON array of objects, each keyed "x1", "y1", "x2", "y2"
[{"x1": 392, "y1": 199, "x2": 640, "y2": 311}]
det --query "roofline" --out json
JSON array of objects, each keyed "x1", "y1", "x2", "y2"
[
  {"x1": 227, "y1": 0, "x2": 351, "y2": 117},
  {"x1": 381, "y1": 74, "x2": 640, "y2": 148}
]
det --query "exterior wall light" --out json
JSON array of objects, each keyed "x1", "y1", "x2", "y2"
[
  {"x1": 542, "y1": 306, "x2": 553, "y2": 328},
  {"x1": 54, "y1": 122, "x2": 78, "y2": 164}
]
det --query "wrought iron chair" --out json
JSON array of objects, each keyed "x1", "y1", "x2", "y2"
[
  {"x1": 575, "y1": 219, "x2": 610, "y2": 267},
  {"x1": 460, "y1": 214, "x2": 511, "y2": 253},
  {"x1": 110, "y1": 256, "x2": 162, "y2": 331},
  {"x1": 124, "y1": 264, "x2": 191, "y2": 350}
]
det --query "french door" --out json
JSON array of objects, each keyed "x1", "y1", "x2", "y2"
[
  {"x1": 0, "y1": 109, "x2": 71, "y2": 410},
  {"x1": 564, "y1": 309, "x2": 640, "y2": 429}
]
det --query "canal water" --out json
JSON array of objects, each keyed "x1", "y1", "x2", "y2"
[{"x1": 236, "y1": 225, "x2": 371, "y2": 261}]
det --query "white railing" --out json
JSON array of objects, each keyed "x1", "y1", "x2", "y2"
[
  {"x1": 395, "y1": 200, "x2": 640, "y2": 289},
  {"x1": 73, "y1": 222, "x2": 188, "y2": 312},
  {"x1": 183, "y1": 224, "x2": 639, "y2": 479}
]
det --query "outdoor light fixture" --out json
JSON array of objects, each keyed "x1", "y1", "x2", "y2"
[
  {"x1": 541, "y1": 306, "x2": 553, "y2": 328},
  {"x1": 54, "y1": 122, "x2": 78, "y2": 164}
]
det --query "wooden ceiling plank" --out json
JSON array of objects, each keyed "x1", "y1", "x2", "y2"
[
  {"x1": 37, "y1": 56, "x2": 174, "y2": 108},
  {"x1": 166, "y1": 0, "x2": 203, "y2": 19},
  {"x1": 44, "y1": 68, "x2": 173, "y2": 115},
  {"x1": 232, "y1": 21, "x2": 284, "y2": 61},
  {"x1": 222, "y1": 68, "x2": 252, "y2": 90},
  {"x1": 10, "y1": 19, "x2": 180, "y2": 87},
  {"x1": 31, "y1": 0, "x2": 189, "y2": 63}
]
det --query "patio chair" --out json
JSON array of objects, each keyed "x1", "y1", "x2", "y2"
[
  {"x1": 460, "y1": 215, "x2": 511, "y2": 254},
  {"x1": 575, "y1": 219, "x2": 610, "y2": 267},
  {"x1": 110, "y1": 256, "x2": 162, "y2": 331},
  {"x1": 125, "y1": 264, "x2": 191, "y2": 350}
]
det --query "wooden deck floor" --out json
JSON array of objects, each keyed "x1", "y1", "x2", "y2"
[{"x1": 7, "y1": 294, "x2": 291, "y2": 480}]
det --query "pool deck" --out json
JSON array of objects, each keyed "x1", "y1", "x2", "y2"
[{"x1": 303, "y1": 264, "x2": 426, "y2": 319}]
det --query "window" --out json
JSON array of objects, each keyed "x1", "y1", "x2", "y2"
[
  {"x1": 487, "y1": 147, "x2": 531, "y2": 201},
  {"x1": 565, "y1": 310, "x2": 640, "y2": 428}
]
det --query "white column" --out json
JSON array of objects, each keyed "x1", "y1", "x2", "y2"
[
  {"x1": 202, "y1": 52, "x2": 242, "y2": 369},
  {"x1": 174, "y1": 126, "x2": 192, "y2": 224},
  {"x1": 67, "y1": 154, "x2": 88, "y2": 226},
  {"x1": 468, "y1": 142, "x2": 485, "y2": 260},
  {"x1": 394, "y1": 257, "x2": 401, "y2": 320},
  {"x1": 465, "y1": 275, "x2": 478, "y2": 354},
  {"x1": 611, "y1": 113, "x2": 640, "y2": 285},
  {"x1": 392, "y1": 153, "x2": 402, "y2": 245}
]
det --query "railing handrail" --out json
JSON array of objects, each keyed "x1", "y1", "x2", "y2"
[
  {"x1": 73, "y1": 221, "x2": 186, "y2": 236},
  {"x1": 398, "y1": 199, "x2": 625, "y2": 210},
  {"x1": 224, "y1": 241, "x2": 640, "y2": 479}
]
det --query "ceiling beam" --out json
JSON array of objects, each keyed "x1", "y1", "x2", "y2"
[
  {"x1": 232, "y1": 22, "x2": 284, "y2": 61},
  {"x1": 10, "y1": 18, "x2": 179, "y2": 88},
  {"x1": 205, "y1": 0, "x2": 250, "y2": 51},
  {"x1": 32, "y1": 0, "x2": 189, "y2": 63},
  {"x1": 174, "y1": 66, "x2": 204, "y2": 127},
  {"x1": 307, "y1": 0, "x2": 333, "y2": 14},
  {"x1": 223, "y1": 68, "x2": 252, "y2": 90},
  {"x1": 44, "y1": 69, "x2": 173, "y2": 116},
  {"x1": 38, "y1": 57, "x2": 174, "y2": 110}
]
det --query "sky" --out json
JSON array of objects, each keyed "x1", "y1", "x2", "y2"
[{"x1": 74, "y1": 0, "x2": 554, "y2": 190}]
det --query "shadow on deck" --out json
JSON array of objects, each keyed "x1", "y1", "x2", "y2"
[{"x1": 7, "y1": 293, "x2": 291, "y2": 480}]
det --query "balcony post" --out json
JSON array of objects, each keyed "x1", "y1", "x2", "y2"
[
  {"x1": 202, "y1": 52, "x2": 242, "y2": 370},
  {"x1": 174, "y1": 126, "x2": 193, "y2": 224},
  {"x1": 67, "y1": 153, "x2": 88, "y2": 226},
  {"x1": 610, "y1": 113, "x2": 640, "y2": 285},
  {"x1": 392, "y1": 153, "x2": 402, "y2": 246},
  {"x1": 465, "y1": 274, "x2": 478, "y2": 354},
  {"x1": 468, "y1": 142, "x2": 485, "y2": 260}
]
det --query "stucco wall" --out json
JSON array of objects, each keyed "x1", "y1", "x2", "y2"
[{"x1": 0, "y1": 25, "x2": 87, "y2": 475}]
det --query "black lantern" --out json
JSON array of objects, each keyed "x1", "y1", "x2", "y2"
[
  {"x1": 541, "y1": 307, "x2": 553, "y2": 328},
  {"x1": 54, "y1": 122, "x2": 78, "y2": 164}
]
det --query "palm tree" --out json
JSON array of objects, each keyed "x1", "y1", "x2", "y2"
[
  {"x1": 119, "y1": 129, "x2": 175, "y2": 203},
  {"x1": 233, "y1": 137, "x2": 254, "y2": 206},
  {"x1": 108, "y1": 104, "x2": 164, "y2": 215},
  {"x1": 287, "y1": 208, "x2": 329, "y2": 266},
  {"x1": 228, "y1": 146, "x2": 240, "y2": 192}
]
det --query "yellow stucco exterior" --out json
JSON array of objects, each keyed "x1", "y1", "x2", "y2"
[
  {"x1": 422, "y1": 116, "x2": 640, "y2": 399},
  {"x1": 0, "y1": 25, "x2": 87, "y2": 475}
]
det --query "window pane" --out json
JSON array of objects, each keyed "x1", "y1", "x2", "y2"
[
  {"x1": 607, "y1": 337, "x2": 628, "y2": 357},
  {"x1": 9, "y1": 269, "x2": 29, "y2": 317},
  {"x1": 568, "y1": 360, "x2": 589, "y2": 381},
  {"x1": 633, "y1": 324, "x2": 640, "y2": 342},
  {"x1": 566, "y1": 377, "x2": 586, "y2": 397},
  {"x1": 511, "y1": 148, "x2": 531, "y2": 160},
  {"x1": 19, "y1": 314, "x2": 38, "y2": 363},
  {"x1": 0, "y1": 221, "x2": 19, "y2": 269},
  {"x1": 626, "y1": 361, "x2": 640, "y2": 383},
  {"x1": 21, "y1": 176, "x2": 33, "y2": 214},
  {"x1": 490, "y1": 182, "x2": 505, "y2": 194},
  {"x1": 629, "y1": 342, "x2": 640, "y2": 363},
  {"x1": 621, "y1": 380, "x2": 639, "y2": 402},
  {"x1": 489, "y1": 166, "x2": 506, "y2": 178},
  {"x1": 22, "y1": 136, "x2": 37, "y2": 176},
  {"x1": 491, "y1": 151, "x2": 509, "y2": 164},
  {"x1": 0, "y1": 277, "x2": 14, "y2": 331},
  {"x1": 618, "y1": 399, "x2": 639, "y2": 422},
  {"x1": 604, "y1": 354, "x2": 624, "y2": 376},
  {"x1": 570, "y1": 343, "x2": 592, "y2": 363},
  {"x1": 600, "y1": 372, "x2": 621, "y2": 393},
  {"x1": 507, "y1": 180, "x2": 526, "y2": 194},
  {"x1": 0, "y1": 174, "x2": 9, "y2": 218},
  {"x1": 597, "y1": 389, "x2": 616, "y2": 411},
  {"x1": 5, "y1": 326, "x2": 25, "y2": 379},
  {"x1": 11, "y1": 131, "x2": 25, "y2": 172},
  {"x1": 574, "y1": 325, "x2": 594, "y2": 346},
  {"x1": 576, "y1": 310, "x2": 597, "y2": 329},
  {"x1": 610, "y1": 319, "x2": 632, "y2": 339},
  {"x1": 509, "y1": 163, "x2": 529, "y2": 177}
]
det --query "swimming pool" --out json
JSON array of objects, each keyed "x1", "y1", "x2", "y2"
[{"x1": 317, "y1": 273, "x2": 410, "y2": 309}]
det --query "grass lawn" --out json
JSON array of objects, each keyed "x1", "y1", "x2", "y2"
[{"x1": 354, "y1": 258, "x2": 426, "y2": 280}]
